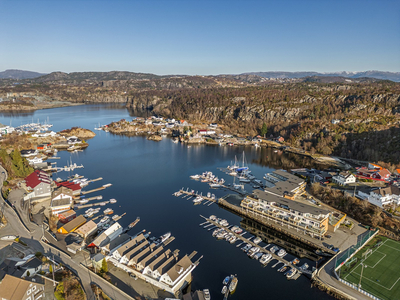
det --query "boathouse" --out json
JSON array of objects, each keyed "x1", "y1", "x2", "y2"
[
  {"x1": 51, "y1": 187, "x2": 73, "y2": 215},
  {"x1": 57, "y1": 215, "x2": 86, "y2": 234},
  {"x1": 75, "y1": 220, "x2": 97, "y2": 238},
  {"x1": 88, "y1": 222, "x2": 123, "y2": 248}
]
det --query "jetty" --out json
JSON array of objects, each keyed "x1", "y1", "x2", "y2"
[
  {"x1": 81, "y1": 184, "x2": 111, "y2": 195},
  {"x1": 174, "y1": 188, "x2": 217, "y2": 204},
  {"x1": 75, "y1": 200, "x2": 110, "y2": 209},
  {"x1": 74, "y1": 195, "x2": 102, "y2": 204},
  {"x1": 200, "y1": 215, "x2": 309, "y2": 278}
]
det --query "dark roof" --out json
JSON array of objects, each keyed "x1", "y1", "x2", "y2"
[
  {"x1": 253, "y1": 189, "x2": 331, "y2": 217},
  {"x1": 102, "y1": 233, "x2": 131, "y2": 252},
  {"x1": 22, "y1": 257, "x2": 42, "y2": 269},
  {"x1": 372, "y1": 186, "x2": 400, "y2": 197}
]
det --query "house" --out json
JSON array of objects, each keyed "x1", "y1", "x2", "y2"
[
  {"x1": 357, "y1": 167, "x2": 391, "y2": 181},
  {"x1": 51, "y1": 186, "x2": 73, "y2": 215},
  {"x1": 20, "y1": 149, "x2": 39, "y2": 157},
  {"x1": 67, "y1": 136, "x2": 82, "y2": 144},
  {"x1": 57, "y1": 215, "x2": 86, "y2": 234},
  {"x1": 100, "y1": 233, "x2": 131, "y2": 255},
  {"x1": 87, "y1": 222, "x2": 123, "y2": 248},
  {"x1": 275, "y1": 136, "x2": 284, "y2": 143},
  {"x1": 0, "y1": 274, "x2": 44, "y2": 300},
  {"x1": 110, "y1": 233, "x2": 146, "y2": 262},
  {"x1": 159, "y1": 255, "x2": 193, "y2": 287},
  {"x1": 331, "y1": 119, "x2": 341, "y2": 125},
  {"x1": 24, "y1": 170, "x2": 51, "y2": 198},
  {"x1": 142, "y1": 249, "x2": 172, "y2": 278},
  {"x1": 58, "y1": 209, "x2": 76, "y2": 223},
  {"x1": 198, "y1": 130, "x2": 215, "y2": 135},
  {"x1": 359, "y1": 186, "x2": 400, "y2": 208},
  {"x1": 0, "y1": 124, "x2": 14, "y2": 135},
  {"x1": 75, "y1": 220, "x2": 97, "y2": 238},
  {"x1": 332, "y1": 171, "x2": 356, "y2": 186},
  {"x1": 136, "y1": 245, "x2": 165, "y2": 271}
]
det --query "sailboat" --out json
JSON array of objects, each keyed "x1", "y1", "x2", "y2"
[
  {"x1": 227, "y1": 156, "x2": 239, "y2": 176},
  {"x1": 94, "y1": 123, "x2": 102, "y2": 130}
]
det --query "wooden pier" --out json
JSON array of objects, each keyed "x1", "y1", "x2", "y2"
[
  {"x1": 74, "y1": 195, "x2": 102, "y2": 203},
  {"x1": 177, "y1": 188, "x2": 217, "y2": 204},
  {"x1": 88, "y1": 177, "x2": 103, "y2": 183},
  {"x1": 113, "y1": 212, "x2": 126, "y2": 222},
  {"x1": 75, "y1": 200, "x2": 110, "y2": 209},
  {"x1": 200, "y1": 215, "x2": 307, "y2": 277},
  {"x1": 81, "y1": 186, "x2": 106, "y2": 195}
]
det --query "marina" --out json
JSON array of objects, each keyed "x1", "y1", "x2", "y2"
[
  {"x1": 200, "y1": 215, "x2": 309, "y2": 280},
  {"x1": 0, "y1": 104, "x2": 334, "y2": 300}
]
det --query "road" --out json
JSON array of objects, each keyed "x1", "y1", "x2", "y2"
[{"x1": 0, "y1": 165, "x2": 136, "y2": 300}]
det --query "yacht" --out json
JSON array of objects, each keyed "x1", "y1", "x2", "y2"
[
  {"x1": 209, "y1": 215, "x2": 217, "y2": 221},
  {"x1": 110, "y1": 198, "x2": 117, "y2": 204},
  {"x1": 253, "y1": 237, "x2": 262, "y2": 244},
  {"x1": 219, "y1": 219, "x2": 229, "y2": 227},
  {"x1": 209, "y1": 183, "x2": 221, "y2": 188},
  {"x1": 241, "y1": 244, "x2": 252, "y2": 252},
  {"x1": 290, "y1": 258, "x2": 300, "y2": 265},
  {"x1": 223, "y1": 276, "x2": 230, "y2": 285},
  {"x1": 259, "y1": 253, "x2": 272, "y2": 265},
  {"x1": 254, "y1": 252, "x2": 263, "y2": 260},
  {"x1": 112, "y1": 215, "x2": 119, "y2": 221},
  {"x1": 104, "y1": 208, "x2": 113, "y2": 215},
  {"x1": 248, "y1": 247, "x2": 260, "y2": 258},
  {"x1": 221, "y1": 286, "x2": 227, "y2": 294},
  {"x1": 193, "y1": 196, "x2": 203, "y2": 203},
  {"x1": 203, "y1": 289, "x2": 211, "y2": 300},
  {"x1": 155, "y1": 232, "x2": 171, "y2": 245},
  {"x1": 190, "y1": 174, "x2": 200, "y2": 179},
  {"x1": 299, "y1": 263, "x2": 309, "y2": 272},
  {"x1": 286, "y1": 268, "x2": 297, "y2": 279},
  {"x1": 278, "y1": 265, "x2": 288, "y2": 273},
  {"x1": 277, "y1": 249, "x2": 287, "y2": 257},
  {"x1": 270, "y1": 245, "x2": 279, "y2": 253}
]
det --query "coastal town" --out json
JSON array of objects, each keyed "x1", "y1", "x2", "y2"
[{"x1": 0, "y1": 116, "x2": 400, "y2": 300}]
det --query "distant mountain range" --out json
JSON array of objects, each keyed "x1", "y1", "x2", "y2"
[
  {"x1": 1, "y1": 69, "x2": 399, "y2": 82},
  {"x1": 242, "y1": 71, "x2": 400, "y2": 82},
  {"x1": 0, "y1": 69, "x2": 47, "y2": 80}
]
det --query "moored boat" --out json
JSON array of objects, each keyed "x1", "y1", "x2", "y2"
[
  {"x1": 229, "y1": 275, "x2": 238, "y2": 293},
  {"x1": 128, "y1": 217, "x2": 140, "y2": 228},
  {"x1": 110, "y1": 198, "x2": 117, "y2": 204}
]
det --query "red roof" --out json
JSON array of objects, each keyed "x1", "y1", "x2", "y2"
[
  {"x1": 56, "y1": 181, "x2": 81, "y2": 191},
  {"x1": 378, "y1": 169, "x2": 391, "y2": 179},
  {"x1": 25, "y1": 170, "x2": 51, "y2": 188}
]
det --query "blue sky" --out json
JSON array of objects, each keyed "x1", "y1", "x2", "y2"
[{"x1": 0, "y1": 0, "x2": 399, "y2": 74}]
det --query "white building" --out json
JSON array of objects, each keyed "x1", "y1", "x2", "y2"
[
  {"x1": 88, "y1": 222, "x2": 123, "y2": 248},
  {"x1": 332, "y1": 171, "x2": 356, "y2": 186},
  {"x1": 358, "y1": 186, "x2": 400, "y2": 208},
  {"x1": 51, "y1": 187, "x2": 73, "y2": 215}
]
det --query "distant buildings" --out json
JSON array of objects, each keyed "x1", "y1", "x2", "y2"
[{"x1": 357, "y1": 166, "x2": 391, "y2": 181}]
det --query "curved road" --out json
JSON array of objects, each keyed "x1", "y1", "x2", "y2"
[{"x1": 0, "y1": 165, "x2": 134, "y2": 300}]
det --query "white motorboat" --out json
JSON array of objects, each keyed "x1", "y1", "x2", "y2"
[
  {"x1": 277, "y1": 248, "x2": 287, "y2": 257},
  {"x1": 270, "y1": 245, "x2": 279, "y2": 253},
  {"x1": 253, "y1": 237, "x2": 262, "y2": 244},
  {"x1": 193, "y1": 196, "x2": 203, "y2": 203},
  {"x1": 259, "y1": 253, "x2": 272, "y2": 265},
  {"x1": 203, "y1": 289, "x2": 211, "y2": 300},
  {"x1": 190, "y1": 174, "x2": 200, "y2": 179},
  {"x1": 110, "y1": 198, "x2": 117, "y2": 204},
  {"x1": 209, "y1": 183, "x2": 221, "y2": 188}
]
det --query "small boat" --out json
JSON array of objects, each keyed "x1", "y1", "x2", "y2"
[
  {"x1": 112, "y1": 215, "x2": 119, "y2": 221},
  {"x1": 190, "y1": 174, "x2": 200, "y2": 179},
  {"x1": 253, "y1": 237, "x2": 262, "y2": 244},
  {"x1": 241, "y1": 244, "x2": 252, "y2": 252},
  {"x1": 203, "y1": 289, "x2": 211, "y2": 300},
  {"x1": 223, "y1": 276, "x2": 230, "y2": 285},
  {"x1": 259, "y1": 253, "x2": 272, "y2": 265},
  {"x1": 128, "y1": 217, "x2": 140, "y2": 229},
  {"x1": 299, "y1": 263, "x2": 309, "y2": 271},
  {"x1": 99, "y1": 202, "x2": 106, "y2": 206},
  {"x1": 104, "y1": 208, "x2": 113, "y2": 215},
  {"x1": 79, "y1": 199, "x2": 89, "y2": 204},
  {"x1": 209, "y1": 183, "x2": 221, "y2": 188},
  {"x1": 278, "y1": 265, "x2": 288, "y2": 273},
  {"x1": 286, "y1": 268, "x2": 297, "y2": 279},
  {"x1": 193, "y1": 196, "x2": 203, "y2": 203},
  {"x1": 270, "y1": 245, "x2": 279, "y2": 253},
  {"x1": 209, "y1": 215, "x2": 217, "y2": 221},
  {"x1": 290, "y1": 258, "x2": 300, "y2": 265},
  {"x1": 254, "y1": 252, "x2": 263, "y2": 260},
  {"x1": 277, "y1": 249, "x2": 287, "y2": 257},
  {"x1": 229, "y1": 275, "x2": 238, "y2": 293},
  {"x1": 110, "y1": 198, "x2": 117, "y2": 204},
  {"x1": 154, "y1": 232, "x2": 171, "y2": 246},
  {"x1": 221, "y1": 285, "x2": 227, "y2": 294}
]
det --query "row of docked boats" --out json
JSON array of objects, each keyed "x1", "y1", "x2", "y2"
[
  {"x1": 221, "y1": 274, "x2": 238, "y2": 295},
  {"x1": 190, "y1": 171, "x2": 225, "y2": 187}
]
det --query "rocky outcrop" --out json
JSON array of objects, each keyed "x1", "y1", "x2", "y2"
[{"x1": 59, "y1": 127, "x2": 96, "y2": 139}]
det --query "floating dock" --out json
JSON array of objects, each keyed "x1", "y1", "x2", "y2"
[
  {"x1": 75, "y1": 200, "x2": 110, "y2": 209},
  {"x1": 200, "y1": 215, "x2": 310, "y2": 277},
  {"x1": 88, "y1": 177, "x2": 103, "y2": 183},
  {"x1": 81, "y1": 186, "x2": 107, "y2": 195}
]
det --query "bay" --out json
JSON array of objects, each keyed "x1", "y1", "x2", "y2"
[{"x1": 0, "y1": 104, "x2": 333, "y2": 300}]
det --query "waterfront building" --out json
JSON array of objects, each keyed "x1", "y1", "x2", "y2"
[
  {"x1": 57, "y1": 215, "x2": 86, "y2": 234},
  {"x1": 100, "y1": 233, "x2": 131, "y2": 255},
  {"x1": 0, "y1": 124, "x2": 14, "y2": 135},
  {"x1": 55, "y1": 181, "x2": 81, "y2": 195},
  {"x1": 75, "y1": 220, "x2": 97, "y2": 239},
  {"x1": 24, "y1": 170, "x2": 51, "y2": 198},
  {"x1": 0, "y1": 274, "x2": 44, "y2": 300},
  {"x1": 58, "y1": 210, "x2": 76, "y2": 223},
  {"x1": 87, "y1": 222, "x2": 123, "y2": 248},
  {"x1": 159, "y1": 255, "x2": 193, "y2": 287},
  {"x1": 264, "y1": 170, "x2": 306, "y2": 197},
  {"x1": 332, "y1": 171, "x2": 356, "y2": 186},
  {"x1": 241, "y1": 190, "x2": 331, "y2": 238},
  {"x1": 50, "y1": 186, "x2": 73, "y2": 215}
]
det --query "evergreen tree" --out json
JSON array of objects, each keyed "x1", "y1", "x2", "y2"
[
  {"x1": 101, "y1": 258, "x2": 108, "y2": 273},
  {"x1": 260, "y1": 122, "x2": 268, "y2": 137}
]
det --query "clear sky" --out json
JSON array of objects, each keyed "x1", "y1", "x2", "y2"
[{"x1": 0, "y1": 0, "x2": 399, "y2": 75}]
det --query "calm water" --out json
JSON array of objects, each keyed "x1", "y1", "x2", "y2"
[{"x1": 0, "y1": 104, "x2": 333, "y2": 300}]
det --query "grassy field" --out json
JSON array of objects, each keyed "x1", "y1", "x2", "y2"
[{"x1": 338, "y1": 236, "x2": 400, "y2": 300}]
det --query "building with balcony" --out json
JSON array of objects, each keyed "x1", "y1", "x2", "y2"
[
  {"x1": 241, "y1": 190, "x2": 331, "y2": 239},
  {"x1": 263, "y1": 170, "x2": 306, "y2": 197}
]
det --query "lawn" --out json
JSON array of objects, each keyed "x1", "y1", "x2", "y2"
[{"x1": 338, "y1": 236, "x2": 400, "y2": 300}]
